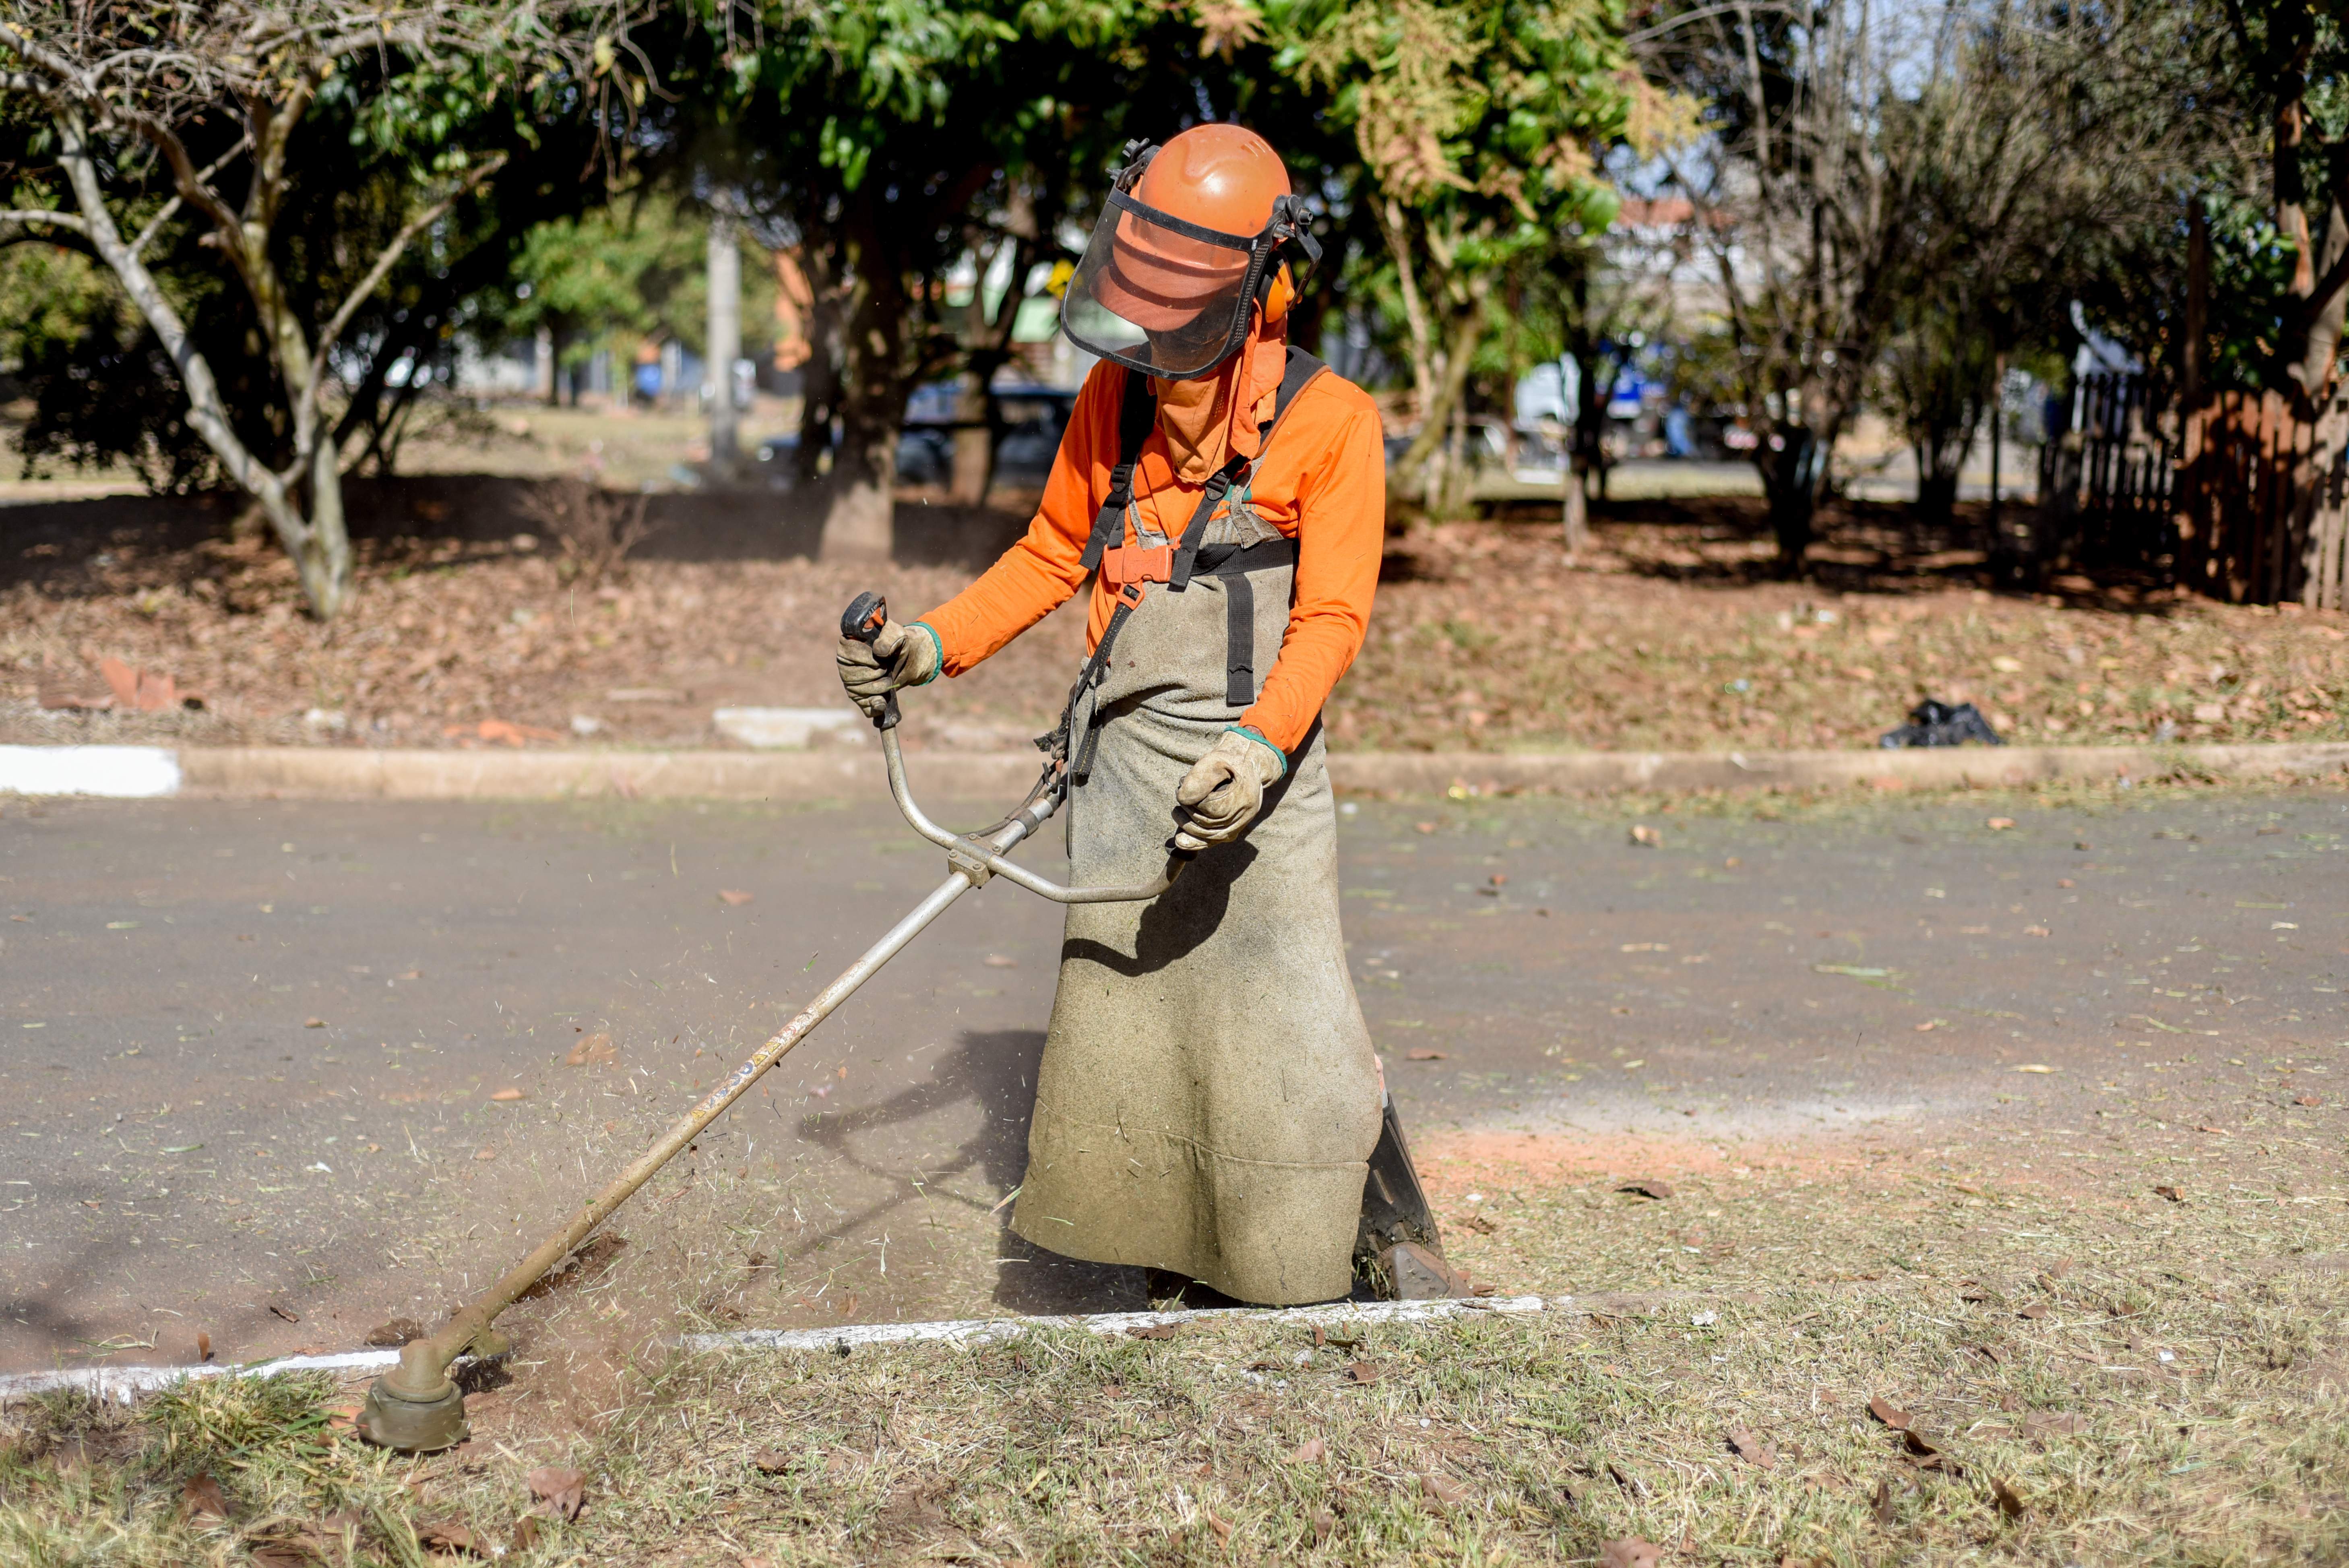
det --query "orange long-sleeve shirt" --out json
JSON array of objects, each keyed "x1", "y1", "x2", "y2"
[{"x1": 918, "y1": 360, "x2": 1385, "y2": 754}]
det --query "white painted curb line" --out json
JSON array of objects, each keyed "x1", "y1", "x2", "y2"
[
  {"x1": 0, "y1": 1295, "x2": 1560, "y2": 1407},
  {"x1": 0, "y1": 1348, "x2": 400, "y2": 1406},
  {"x1": 681, "y1": 1293, "x2": 1551, "y2": 1355},
  {"x1": 0, "y1": 744, "x2": 180, "y2": 797}
]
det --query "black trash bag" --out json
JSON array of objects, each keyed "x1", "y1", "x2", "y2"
[{"x1": 1879, "y1": 698, "x2": 2004, "y2": 748}]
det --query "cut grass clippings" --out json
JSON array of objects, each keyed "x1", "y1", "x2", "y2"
[{"x1": 6, "y1": 1149, "x2": 2343, "y2": 1564}]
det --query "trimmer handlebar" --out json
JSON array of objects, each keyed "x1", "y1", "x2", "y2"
[
  {"x1": 843, "y1": 590, "x2": 1188, "y2": 906},
  {"x1": 839, "y1": 590, "x2": 903, "y2": 731}
]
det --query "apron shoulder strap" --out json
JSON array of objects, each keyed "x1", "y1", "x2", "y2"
[
  {"x1": 1078, "y1": 368, "x2": 1157, "y2": 573},
  {"x1": 1169, "y1": 345, "x2": 1330, "y2": 590}
]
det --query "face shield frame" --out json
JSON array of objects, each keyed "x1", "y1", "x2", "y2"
[{"x1": 1058, "y1": 141, "x2": 1324, "y2": 382}]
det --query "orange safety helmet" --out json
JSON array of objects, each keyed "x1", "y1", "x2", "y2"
[{"x1": 1060, "y1": 126, "x2": 1321, "y2": 381}]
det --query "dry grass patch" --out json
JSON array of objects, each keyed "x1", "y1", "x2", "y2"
[{"x1": 7, "y1": 1141, "x2": 2344, "y2": 1565}]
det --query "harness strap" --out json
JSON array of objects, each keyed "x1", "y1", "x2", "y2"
[
  {"x1": 1040, "y1": 347, "x2": 1334, "y2": 779},
  {"x1": 1076, "y1": 369, "x2": 1158, "y2": 574}
]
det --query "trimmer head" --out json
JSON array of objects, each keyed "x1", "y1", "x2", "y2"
[
  {"x1": 357, "y1": 1339, "x2": 473, "y2": 1453},
  {"x1": 357, "y1": 1374, "x2": 467, "y2": 1452}
]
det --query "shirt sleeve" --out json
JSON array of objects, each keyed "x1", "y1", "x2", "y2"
[
  {"x1": 917, "y1": 366, "x2": 1120, "y2": 674},
  {"x1": 1237, "y1": 394, "x2": 1385, "y2": 753}
]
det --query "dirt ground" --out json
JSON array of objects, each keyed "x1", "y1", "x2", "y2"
[{"x1": 6, "y1": 477, "x2": 2348, "y2": 756}]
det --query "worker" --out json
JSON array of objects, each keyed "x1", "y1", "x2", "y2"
[{"x1": 836, "y1": 124, "x2": 1454, "y2": 1306}]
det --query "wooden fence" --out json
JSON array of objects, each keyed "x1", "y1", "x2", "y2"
[
  {"x1": 2037, "y1": 372, "x2": 2349, "y2": 608},
  {"x1": 2174, "y1": 388, "x2": 2349, "y2": 609}
]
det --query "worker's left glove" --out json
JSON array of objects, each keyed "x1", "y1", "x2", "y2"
[
  {"x1": 836, "y1": 618, "x2": 942, "y2": 719},
  {"x1": 1173, "y1": 728, "x2": 1285, "y2": 852}
]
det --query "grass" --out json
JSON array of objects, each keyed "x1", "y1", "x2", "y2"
[{"x1": 7, "y1": 1144, "x2": 2342, "y2": 1565}]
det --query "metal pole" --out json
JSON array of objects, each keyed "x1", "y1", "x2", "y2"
[{"x1": 707, "y1": 206, "x2": 742, "y2": 482}]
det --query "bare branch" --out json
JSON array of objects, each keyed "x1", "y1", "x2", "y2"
[
  {"x1": 300, "y1": 149, "x2": 512, "y2": 432},
  {"x1": 0, "y1": 207, "x2": 89, "y2": 236},
  {"x1": 129, "y1": 133, "x2": 251, "y2": 257}
]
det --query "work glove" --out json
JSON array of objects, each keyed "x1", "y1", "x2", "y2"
[
  {"x1": 835, "y1": 617, "x2": 942, "y2": 719},
  {"x1": 1173, "y1": 727, "x2": 1286, "y2": 852}
]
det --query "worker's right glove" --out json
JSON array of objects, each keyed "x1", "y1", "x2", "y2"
[
  {"x1": 836, "y1": 618, "x2": 942, "y2": 719},
  {"x1": 1173, "y1": 727, "x2": 1286, "y2": 851}
]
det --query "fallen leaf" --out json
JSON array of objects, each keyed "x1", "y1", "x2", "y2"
[
  {"x1": 2020, "y1": 1411, "x2": 2082, "y2": 1439},
  {"x1": 1311, "y1": 1507, "x2": 1337, "y2": 1541},
  {"x1": 1413, "y1": 820, "x2": 1438, "y2": 834},
  {"x1": 1285, "y1": 1437, "x2": 1325, "y2": 1465},
  {"x1": 179, "y1": 1472, "x2": 230, "y2": 1524},
  {"x1": 564, "y1": 1032, "x2": 617, "y2": 1067},
  {"x1": 2153, "y1": 1184, "x2": 2183, "y2": 1203},
  {"x1": 415, "y1": 1518, "x2": 483, "y2": 1556},
  {"x1": 303, "y1": 1017, "x2": 325, "y2": 1029},
  {"x1": 1965, "y1": 1342, "x2": 2005, "y2": 1366},
  {"x1": 718, "y1": 889, "x2": 754, "y2": 906},
  {"x1": 1987, "y1": 817, "x2": 2015, "y2": 830},
  {"x1": 1727, "y1": 1428, "x2": 1777, "y2": 1468},
  {"x1": 1990, "y1": 1476, "x2": 2027, "y2": 1520},
  {"x1": 2194, "y1": 1124, "x2": 2232, "y2": 1136},
  {"x1": 474, "y1": 1146, "x2": 498, "y2": 1161},
  {"x1": 1204, "y1": 1504, "x2": 1233, "y2": 1542},
  {"x1": 2017, "y1": 1300, "x2": 2049, "y2": 1319},
  {"x1": 1406, "y1": 1047, "x2": 1448, "y2": 1061},
  {"x1": 1460, "y1": 1213, "x2": 1497, "y2": 1234},
  {"x1": 2295, "y1": 1093, "x2": 2322, "y2": 1107},
  {"x1": 1599, "y1": 1539, "x2": 1661, "y2": 1568},
  {"x1": 1619, "y1": 1179, "x2": 1674, "y2": 1200},
  {"x1": 1487, "y1": 872, "x2": 1507, "y2": 886},
  {"x1": 1629, "y1": 824, "x2": 1662, "y2": 847},
  {"x1": 267, "y1": 1303, "x2": 301, "y2": 1324},
  {"x1": 510, "y1": 1516, "x2": 542, "y2": 1554},
  {"x1": 1420, "y1": 1471, "x2": 1464, "y2": 1506},
  {"x1": 2022, "y1": 926, "x2": 2050, "y2": 937},
  {"x1": 526, "y1": 1466, "x2": 588, "y2": 1521},
  {"x1": 752, "y1": 1449, "x2": 793, "y2": 1475},
  {"x1": 196, "y1": 1330, "x2": 212, "y2": 1361},
  {"x1": 1871, "y1": 1478, "x2": 1897, "y2": 1528},
  {"x1": 1345, "y1": 1360, "x2": 1382, "y2": 1384},
  {"x1": 1868, "y1": 1396, "x2": 1911, "y2": 1430},
  {"x1": 489, "y1": 1087, "x2": 526, "y2": 1101},
  {"x1": 365, "y1": 1317, "x2": 423, "y2": 1347},
  {"x1": 1126, "y1": 1322, "x2": 1180, "y2": 1341},
  {"x1": 1900, "y1": 1428, "x2": 1964, "y2": 1475}
]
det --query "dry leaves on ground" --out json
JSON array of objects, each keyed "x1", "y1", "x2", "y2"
[{"x1": 525, "y1": 1465, "x2": 588, "y2": 1522}]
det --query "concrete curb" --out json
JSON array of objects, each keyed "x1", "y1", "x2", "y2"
[{"x1": 2, "y1": 740, "x2": 2345, "y2": 802}]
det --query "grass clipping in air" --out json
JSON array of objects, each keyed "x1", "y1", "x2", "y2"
[{"x1": 4, "y1": 1171, "x2": 2345, "y2": 1564}]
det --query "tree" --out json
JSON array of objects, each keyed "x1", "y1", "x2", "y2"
[
  {"x1": 1279, "y1": 0, "x2": 1649, "y2": 510},
  {"x1": 691, "y1": 0, "x2": 1213, "y2": 556},
  {"x1": 0, "y1": 1, "x2": 644, "y2": 617}
]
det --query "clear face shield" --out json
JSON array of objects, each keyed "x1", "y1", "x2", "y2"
[{"x1": 1059, "y1": 147, "x2": 1320, "y2": 382}]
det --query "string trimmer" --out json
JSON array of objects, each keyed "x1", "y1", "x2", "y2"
[{"x1": 357, "y1": 594, "x2": 1188, "y2": 1452}]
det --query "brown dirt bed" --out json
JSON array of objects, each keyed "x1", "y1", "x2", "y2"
[{"x1": 6, "y1": 485, "x2": 2348, "y2": 758}]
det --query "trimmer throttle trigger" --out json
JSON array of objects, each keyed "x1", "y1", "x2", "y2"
[
  {"x1": 839, "y1": 591, "x2": 904, "y2": 732},
  {"x1": 842, "y1": 591, "x2": 888, "y2": 644}
]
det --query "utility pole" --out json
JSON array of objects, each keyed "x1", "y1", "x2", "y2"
[{"x1": 706, "y1": 205, "x2": 742, "y2": 483}]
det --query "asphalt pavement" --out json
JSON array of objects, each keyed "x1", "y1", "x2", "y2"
[{"x1": 3, "y1": 781, "x2": 2342, "y2": 1376}]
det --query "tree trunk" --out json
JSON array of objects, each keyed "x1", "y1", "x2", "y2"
[
  {"x1": 819, "y1": 263, "x2": 905, "y2": 558},
  {"x1": 1562, "y1": 469, "x2": 1589, "y2": 552},
  {"x1": 948, "y1": 370, "x2": 994, "y2": 505},
  {"x1": 1760, "y1": 426, "x2": 1822, "y2": 571},
  {"x1": 706, "y1": 208, "x2": 742, "y2": 483}
]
